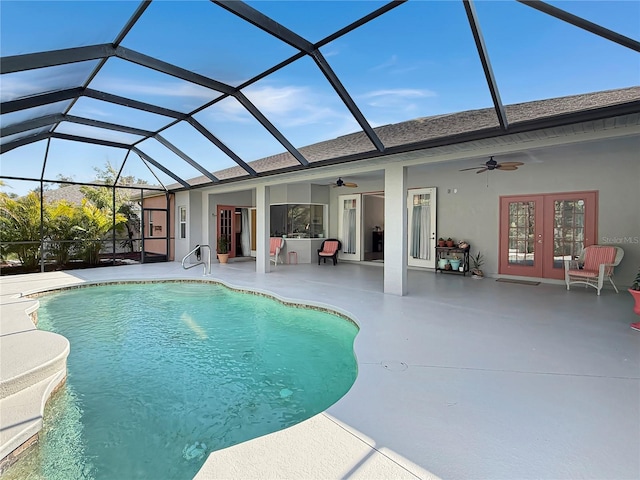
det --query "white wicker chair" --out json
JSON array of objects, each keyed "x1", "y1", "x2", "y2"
[{"x1": 564, "y1": 245, "x2": 624, "y2": 295}]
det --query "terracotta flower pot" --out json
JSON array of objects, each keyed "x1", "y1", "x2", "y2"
[{"x1": 218, "y1": 253, "x2": 229, "y2": 264}]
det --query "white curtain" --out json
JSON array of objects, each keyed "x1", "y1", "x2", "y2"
[
  {"x1": 420, "y1": 204, "x2": 430, "y2": 259},
  {"x1": 240, "y1": 208, "x2": 250, "y2": 256},
  {"x1": 410, "y1": 204, "x2": 431, "y2": 260},
  {"x1": 342, "y1": 207, "x2": 356, "y2": 254}
]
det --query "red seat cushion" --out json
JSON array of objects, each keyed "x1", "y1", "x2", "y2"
[
  {"x1": 319, "y1": 241, "x2": 339, "y2": 255},
  {"x1": 567, "y1": 269, "x2": 598, "y2": 278},
  {"x1": 269, "y1": 238, "x2": 282, "y2": 255}
]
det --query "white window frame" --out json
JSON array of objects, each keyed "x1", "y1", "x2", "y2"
[
  {"x1": 179, "y1": 206, "x2": 187, "y2": 239},
  {"x1": 148, "y1": 210, "x2": 154, "y2": 237}
]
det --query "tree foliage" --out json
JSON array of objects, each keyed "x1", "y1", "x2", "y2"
[
  {"x1": 73, "y1": 199, "x2": 126, "y2": 265},
  {"x1": 80, "y1": 162, "x2": 145, "y2": 252},
  {"x1": 0, "y1": 191, "x2": 44, "y2": 268}
]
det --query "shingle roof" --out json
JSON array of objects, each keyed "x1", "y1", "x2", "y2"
[
  {"x1": 43, "y1": 184, "x2": 86, "y2": 205},
  {"x1": 183, "y1": 86, "x2": 640, "y2": 188}
]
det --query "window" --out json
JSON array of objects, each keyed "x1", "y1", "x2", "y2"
[
  {"x1": 148, "y1": 211, "x2": 154, "y2": 237},
  {"x1": 270, "y1": 204, "x2": 325, "y2": 238},
  {"x1": 179, "y1": 206, "x2": 187, "y2": 239}
]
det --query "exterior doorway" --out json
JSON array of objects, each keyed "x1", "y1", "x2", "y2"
[
  {"x1": 362, "y1": 192, "x2": 384, "y2": 262},
  {"x1": 217, "y1": 205, "x2": 253, "y2": 259},
  {"x1": 407, "y1": 187, "x2": 437, "y2": 269},
  {"x1": 216, "y1": 205, "x2": 255, "y2": 258},
  {"x1": 499, "y1": 191, "x2": 598, "y2": 280},
  {"x1": 338, "y1": 194, "x2": 362, "y2": 261}
]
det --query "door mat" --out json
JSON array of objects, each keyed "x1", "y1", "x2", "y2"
[{"x1": 495, "y1": 278, "x2": 540, "y2": 286}]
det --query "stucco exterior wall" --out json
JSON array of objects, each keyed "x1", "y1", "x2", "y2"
[
  {"x1": 323, "y1": 135, "x2": 638, "y2": 285},
  {"x1": 402, "y1": 139, "x2": 638, "y2": 284}
]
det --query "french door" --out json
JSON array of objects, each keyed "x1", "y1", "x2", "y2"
[
  {"x1": 338, "y1": 194, "x2": 361, "y2": 261},
  {"x1": 407, "y1": 187, "x2": 437, "y2": 269},
  {"x1": 217, "y1": 205, "x2": 236, "y2": 258},
  {"x1": 499, "y1": 191, "x2": 597, "y2": 279}
]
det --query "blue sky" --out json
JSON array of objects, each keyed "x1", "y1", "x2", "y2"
[{"x1": 1, "y1": 0, "x2": 638, "y2": 195}]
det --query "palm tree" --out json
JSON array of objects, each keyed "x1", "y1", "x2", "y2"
[
  {"x1": 73, "y1": 200, "x2": 126, "y2": 265},
  {"x1": 0, "y1": 192, "x2": 43, "y2": 269},
  {"x1": 46, "y1": 200, "x2": 78, "y2": 266}
]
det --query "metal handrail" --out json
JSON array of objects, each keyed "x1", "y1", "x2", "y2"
[{"x1": 181, "y1": 244, "x2": 211, "y2": 276}]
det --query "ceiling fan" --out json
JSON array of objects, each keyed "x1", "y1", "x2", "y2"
[
  {"x1": 459, "y1": 156, "x2": 524, "y2": 174},
  {"x1": 331, "y1": 177, "x2": 358, "y2": 188}
]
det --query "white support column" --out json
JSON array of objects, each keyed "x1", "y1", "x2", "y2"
[
  {"x1": 256, "y1": 185, "x2": 271, "y2": 274},
  {"x1": 384, "y1": 164, "x2": 408, "y2": 295}
]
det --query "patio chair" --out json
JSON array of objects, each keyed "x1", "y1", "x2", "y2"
[
  {"x1": 318, "y1": 239, "x2": 342, "y2": 266},
  {"x1": 270, "y1": 237, "x2": 284, "y2": 266},
  {"x1": 564, "y1": 245, "x2": 624, "y2": 295}
]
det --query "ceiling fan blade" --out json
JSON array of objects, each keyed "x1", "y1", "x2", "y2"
[
  {"x1": 498, "y1": 162, "x2": 524, "y2": 167},
  {"x1": 343, "y1": 182, "x2": 358, "y2": 188},
  {"x1": 475, "y1": 167, "x2": 488, "y2": 174},
  {"x1": 496, "y1": 165, "x2": 519, "y2": 171},
  {"x1": 459, "y1": 166, "x2": 483, "y2": 171}
]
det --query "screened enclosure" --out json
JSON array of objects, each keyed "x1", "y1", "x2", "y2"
[{"x1": 1, "y1": 0, "x2": 638, "y2": 272}]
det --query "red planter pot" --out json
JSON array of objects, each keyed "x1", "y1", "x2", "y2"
[{"x1": 629, "y1": 289, "x2": 640, "y2": 316}]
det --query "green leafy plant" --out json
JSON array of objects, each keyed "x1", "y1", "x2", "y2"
[
  {"x1": 0, "y1": 191, "x2": 43, "y2": 269},
  {"x1": 217, "y1": 236, "x2": 229, "y2": 254},
  {"x1": 46, "y1": 200, "x2": 78, "y2": 266},
  {"x1": 631, "y1": 267, "x2": 640, "y2": 291},
  {"x1": 471, "y1": 251, "x2": 485, "y2": 277},
  {"x1": 73, "y1": 200, "x2": 125, "y2": 265}
]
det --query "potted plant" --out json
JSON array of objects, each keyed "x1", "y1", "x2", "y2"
[
  {"x1": 446, "y1": 237, "x2": 454, "y2": 248},
  {"x1": 217, "y1": 236, "x2": 229, "y2": 264},
  {"x1": 629, "y1": 268, "x2": 640, "y2": 325},
  {"x1": 449, "y1": 254, "x2": 461, "y2": 271},
  {"x1": 438, "y1": 237, "x2": 446, "y2": 247},
  {"x1": 471, "y1": 251, "x2": 485, "y2": 278}
]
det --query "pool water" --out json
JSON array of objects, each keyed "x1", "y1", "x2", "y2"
[{"x1": 5, "y1": 282, "x2": 358, "y2": 480}]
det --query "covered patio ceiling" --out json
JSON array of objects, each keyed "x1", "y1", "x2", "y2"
[{"x1": 1, "y1": 0, "x2": 639, "y2": 193}]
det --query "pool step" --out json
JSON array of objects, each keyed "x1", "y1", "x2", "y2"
[
  {"x1": 0, "y1": 329, "x2": 69, "y2": 400},
  {"x1": 0, "y1": 370, "x2": 67, "y2": 472},
  {"x1": 0, "y1": 294, "x2": 70, "y2": 468}
]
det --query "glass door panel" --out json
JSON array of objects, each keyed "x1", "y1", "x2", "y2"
[
  {"x1": 542, "y1": 191, "x2": 597, "y2": 279},
  {"x1": 217, "y1": 205, "x2": 235, "y2": 258},
  {"x1": 499, "y1": 195, "x2": 543, "y2": 277},
  {"x1": 552, "y1": 200, "x2": 585, "y2": 268}
]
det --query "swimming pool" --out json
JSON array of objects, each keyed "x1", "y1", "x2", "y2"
[{"x1": 4, "y1": 282, "x2": 358, "y2": 480}]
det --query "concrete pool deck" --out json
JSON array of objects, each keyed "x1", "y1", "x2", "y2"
[{"x1": 1, "y1": 261, "x2": 638, "y2": 479}]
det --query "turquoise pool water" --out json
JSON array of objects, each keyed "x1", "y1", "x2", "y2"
[{"x1": 5, "y1": 282, "x2": 358, "y2": 480}]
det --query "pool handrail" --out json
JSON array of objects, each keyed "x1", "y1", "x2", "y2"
[{"x1": 182, "y1": 244, "x2": 211, "y2": 276}]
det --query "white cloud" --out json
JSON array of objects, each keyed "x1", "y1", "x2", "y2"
[
  {"x1": 361, "y1": 88, "x2": 437, "y2": 100},
  {"x1": 209, "y1": 84, "x2": 354, "y2": 131},
  {"x1": 105, "y1": 78, "x2": 215, "y2": 100}
]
